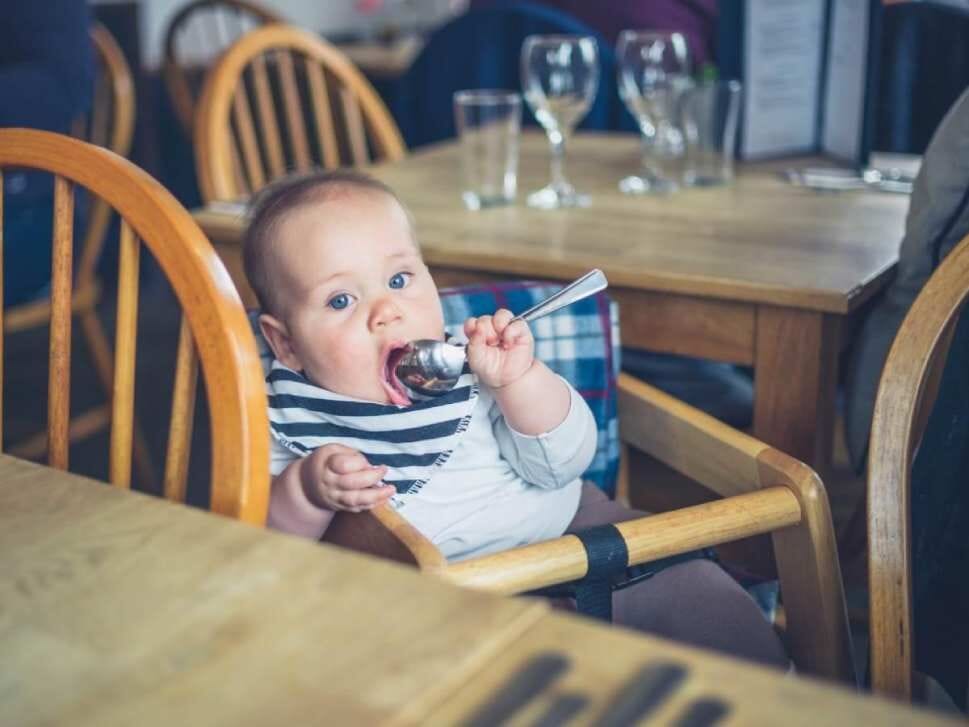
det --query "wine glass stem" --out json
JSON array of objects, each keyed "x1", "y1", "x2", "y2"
[
  {"x1": 549, "y1": 130, "x2": 568, "y2": 190},
  {"x1": 639, "y1": 132, "x2": 663, "y2": 179}
]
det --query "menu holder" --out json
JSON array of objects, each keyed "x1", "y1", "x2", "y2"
[{"x1": 718, "y1": 0, "x2": 882, "y2": 168}]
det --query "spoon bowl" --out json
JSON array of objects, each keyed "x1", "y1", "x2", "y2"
[
  {"x1": 394, "y1": 338, "x2": 468, "y2": 397},
  {"x1": 396, "y1": 269, "x2": 608, "y2": 396}
]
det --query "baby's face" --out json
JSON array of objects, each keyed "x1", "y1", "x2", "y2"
[{"x1": 262, "y1": 191, "x2": 444, "y2": 405}]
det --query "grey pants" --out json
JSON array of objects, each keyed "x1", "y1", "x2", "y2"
[{"x1": 559, "y1": 484, "x2": 789, "y2": 670}]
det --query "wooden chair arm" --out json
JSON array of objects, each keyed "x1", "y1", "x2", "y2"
[
  {"x1": 322, "y1": 504, "x2": 447, "y2": 572},
  {"x1": 617, "y1": 372, "x2": 767, "y2": 498},
  {"x1": 442, "y1": 487, "x2": 801, "y2": 595},
  {"x1": 616, "y1": 372, "x2": 853, "y2": 683}
]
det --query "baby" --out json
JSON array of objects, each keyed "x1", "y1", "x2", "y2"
[{"x1": 248, "y1": 169, "x2": 788, "y2": 668}]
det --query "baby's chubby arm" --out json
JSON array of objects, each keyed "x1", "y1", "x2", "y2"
[
  {"x1": 267, "y1": 444, "x2": 395, "y2": 539},
  {"x1": 464, "y1": 309, "x2": 570, "y2": 434}
]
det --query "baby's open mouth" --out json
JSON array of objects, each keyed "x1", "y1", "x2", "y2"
[{"x1": 381, "y1": 345, "x2": 412, "y2": 406}]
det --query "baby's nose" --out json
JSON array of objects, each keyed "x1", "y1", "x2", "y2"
[{"x1": 368, "y1": 298, "x2": 404, "y2": 329}]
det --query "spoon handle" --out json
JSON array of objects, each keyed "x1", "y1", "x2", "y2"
[{"x1": 512, "y1": 269, "x2": 608, "y2": 324}]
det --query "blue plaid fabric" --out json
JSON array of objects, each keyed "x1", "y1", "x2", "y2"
[
  {"x1": 439, "y1": 280, "x2": 620, "y2": 495},
  {"x1": 248, "y1": 280, "x2": 621, "y2": 494}
]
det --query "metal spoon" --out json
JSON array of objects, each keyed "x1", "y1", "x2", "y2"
[{"x1": 395, "y1": 269, "x2": 608, "y2": 396}]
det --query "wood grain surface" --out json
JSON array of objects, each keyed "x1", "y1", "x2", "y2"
[
  {"x1": 423, "y1": 614, "x2": 963, "y2": 726},
  {"x1": 194, "y1": 132, "x2": 908, "y2": 314},
  {"x1": 0, "y1": 455, "x2": 545, "y2": 726}
]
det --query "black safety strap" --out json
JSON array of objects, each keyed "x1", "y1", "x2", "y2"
[
  {"x1": 530, "y1": 540, "x2": 718, "y2": 622},
  {"x1": 572, "y1": 524, "x2": 629, "y2": 621}
]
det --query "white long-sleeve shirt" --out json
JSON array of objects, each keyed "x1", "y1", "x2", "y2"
[{"x1": 270, "y1": 379, "x2": 596, "y2": 561}]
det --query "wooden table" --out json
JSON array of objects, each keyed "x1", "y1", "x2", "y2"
[
  {"x1": 333, "y1": 36, "x2": 422, "y2": 78},
  {"x1": 193, "y1": 133, "x2": 910, "y2": 474},
  {"x1": 1, "y1": 455, "x2": 958, "y2": 725},
  {"x1": 0, "y1": 455, "x2": 543, "y2": 725},
  {"x1": 426, "y1": 614, "x2": 962, "y2": 726}
]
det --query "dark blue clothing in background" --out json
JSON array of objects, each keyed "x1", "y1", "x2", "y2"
[{"x1": 1, "y1": 0, "x2": 93, "y2": 304}]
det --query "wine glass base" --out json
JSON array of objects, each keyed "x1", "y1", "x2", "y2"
[
  {"x1": 527, "y1": 185, "x2": 591, "y2": 210},
  {"x1": 619, "y1": 174, "x2": 678, "y2": 195}
]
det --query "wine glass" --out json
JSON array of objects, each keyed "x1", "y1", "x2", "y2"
[
  {"x1": 520, "y1": 35, "x2": 599, "y2": 209},
  {"x1": 616, "y1": 30, "x2": 690, "y2": 195}
]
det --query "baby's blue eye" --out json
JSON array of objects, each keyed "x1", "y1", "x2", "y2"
[
  {"x1": 328, "y1": 293, "x2": 351, "y2": 310},
  {"x1": 389, "y1": 272, "x2": 410, "y2": 290}
]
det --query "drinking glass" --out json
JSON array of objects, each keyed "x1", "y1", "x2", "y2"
[
  {"x1": 453, "y1": 90, "x2": 522, "y2": 209},
  {"x1": 520, "y1": 35, "x2": 599, "y2": 209},
  {"x1": 616, "y1": 30, "x2": 690, "y2": 195},
  {"x1": 681, "y1": 80, "x2": 742, "y2": 187}
]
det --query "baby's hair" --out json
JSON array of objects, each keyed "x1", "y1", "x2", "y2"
[{"x1": 243, "y1": 168, "x2": 405, "y2": 316}]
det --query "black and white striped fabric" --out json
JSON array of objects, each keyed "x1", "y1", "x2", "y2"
[{"x1": 266, "y1": 359, "x2": 479, "y2": 500}]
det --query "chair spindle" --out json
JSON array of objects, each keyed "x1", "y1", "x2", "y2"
[
  {"x1": 305, "y1": 58, "x2": 339, "y2": 168},
  {"x1": 0, "y1": 172, "x2": 4, "y2": 447},
  {"x1": 109, "y1": 221, "x2": 140, "y2": 488},
  {"x1": 231, "y1": 81, "x2": 266, "y2": 190},
  {"x1": 340, "y1": 87, "x2": 369, "y2": 165},
  {"x1": 48, "y1": 176, "x2": 75, "y2": 470},
  {"x1": 277, "y1": 50, "x2": 311, "y2": 171},
  {"x1": 163, "y1": 316, "x2": 199, "y2": 502},
  {"x1": 251, "y1": 52, "x2": 285, "y2": 179}
]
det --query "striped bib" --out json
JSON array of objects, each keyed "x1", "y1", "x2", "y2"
[{"x1": 266, "y1": 360, "x2": 479, "y2": 505}]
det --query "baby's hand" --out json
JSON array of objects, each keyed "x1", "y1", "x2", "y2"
[
  {"x1": 300, "y1": 444, "x2": 395, "y2": 512},
  {"x1": 464, "y1": 309, "x2": 534, "y2": 389}
]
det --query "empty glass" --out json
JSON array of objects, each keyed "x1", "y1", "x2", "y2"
[
  {"x1": 681, "y1": 80, "x2": 742, "y2": 187},
  {"x1": 616, "y1": 30, "x2": 690, "y2": 195},
  {"x1": 453, "y1": 90, "x2": 522, "y2": 209},
  {"x1": 520, "y1": 35, "x2": 599, "y2": 209}
]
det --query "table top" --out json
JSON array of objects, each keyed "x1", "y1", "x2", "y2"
[
  {"x1": 1, "y1": 454, "x2": 958, "y2": 725},
  {"x1": 194, "y1": 132, "x2": 910, "y2": 314},
  {"x1": 0, "y1": 455, "x2": 544, "y2": 726},
  {"x1": 333, "y1": 36, "x2": 422, "y2": 77}
]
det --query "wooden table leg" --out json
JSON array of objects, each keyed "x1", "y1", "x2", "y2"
[
  {"x1": 716, "y1": 307, "x2": 841, "y2": 578},
  {"x1": 753, "y1": 306, "x2": 841, "y2": 475}
]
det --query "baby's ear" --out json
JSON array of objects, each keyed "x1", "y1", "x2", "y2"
[{"x1": 259, "y1": 314, "x2": 302, "y2": 371}]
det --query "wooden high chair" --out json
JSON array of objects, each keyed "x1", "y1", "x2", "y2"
[
  {"x1": 0, "y1": 129, "x2": 269, "y2": 522},
  {"x1": 252, "y1": 280, "x2": 854, "y2": 683},
  {"x1": 194, "y1": 23, "x2": 406, "y2": 203},
  {"x1": 868, "y1": 231, "x2": 969, "y2": 701}
]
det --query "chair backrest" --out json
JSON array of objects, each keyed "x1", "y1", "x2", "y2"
[
  {"x1": 194, "y1": 23, "x2": 406, "y2": 203},
  {"x1": 868, "y1": 231, "x2": 969, "y2": 701},
  {"x1": 69, "y1": 22, "x2": 136, "y2": 289},
  {"x1": 0, "y1": 129, "x2": 270, "y2": 524},
  {"x1": 393, "y1": 0, "x2": 634, "y2": 149},
  {"x1": 163, "y1": 0, "x2": 284, "y2": 139}
]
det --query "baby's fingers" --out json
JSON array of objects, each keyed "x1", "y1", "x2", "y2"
[
  {"x1": 336, "y1": 483, "x2": 396, "y2": 511},
  {"x1": 491, "y1": 308, "x2": 514, "y2": 333},
  {"x1": 328, "y1": 464, "x2": 387, "y2": 490},
  {"x1": 327, "y1": 451, "x2": 374, "y2": 475},
  {"x1": 470, "y1": 315, "x2": 500, "y2": 345},
  {"x1": 500, "y1": 318, "x2": 530, "y2": 348}
]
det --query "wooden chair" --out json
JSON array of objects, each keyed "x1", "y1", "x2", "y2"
[
  {"x1": 868, "y1": 231, "x2": 969, "y2": 701},
  {"x1": 162, "y1": 0, "x2": 284, "y2": 139},
  {"x1": 285, "y1": 282, "x2": 855, "y2": 684},
  {"x1": 194, "y1": 23, "x2": 406, "y2": 203},
  {"x1": 0, "y1": 129, "x2": 269, "y2": 523},
  {"x1": 6, "y1": 23, "x2": 151, "y2": 478}
]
